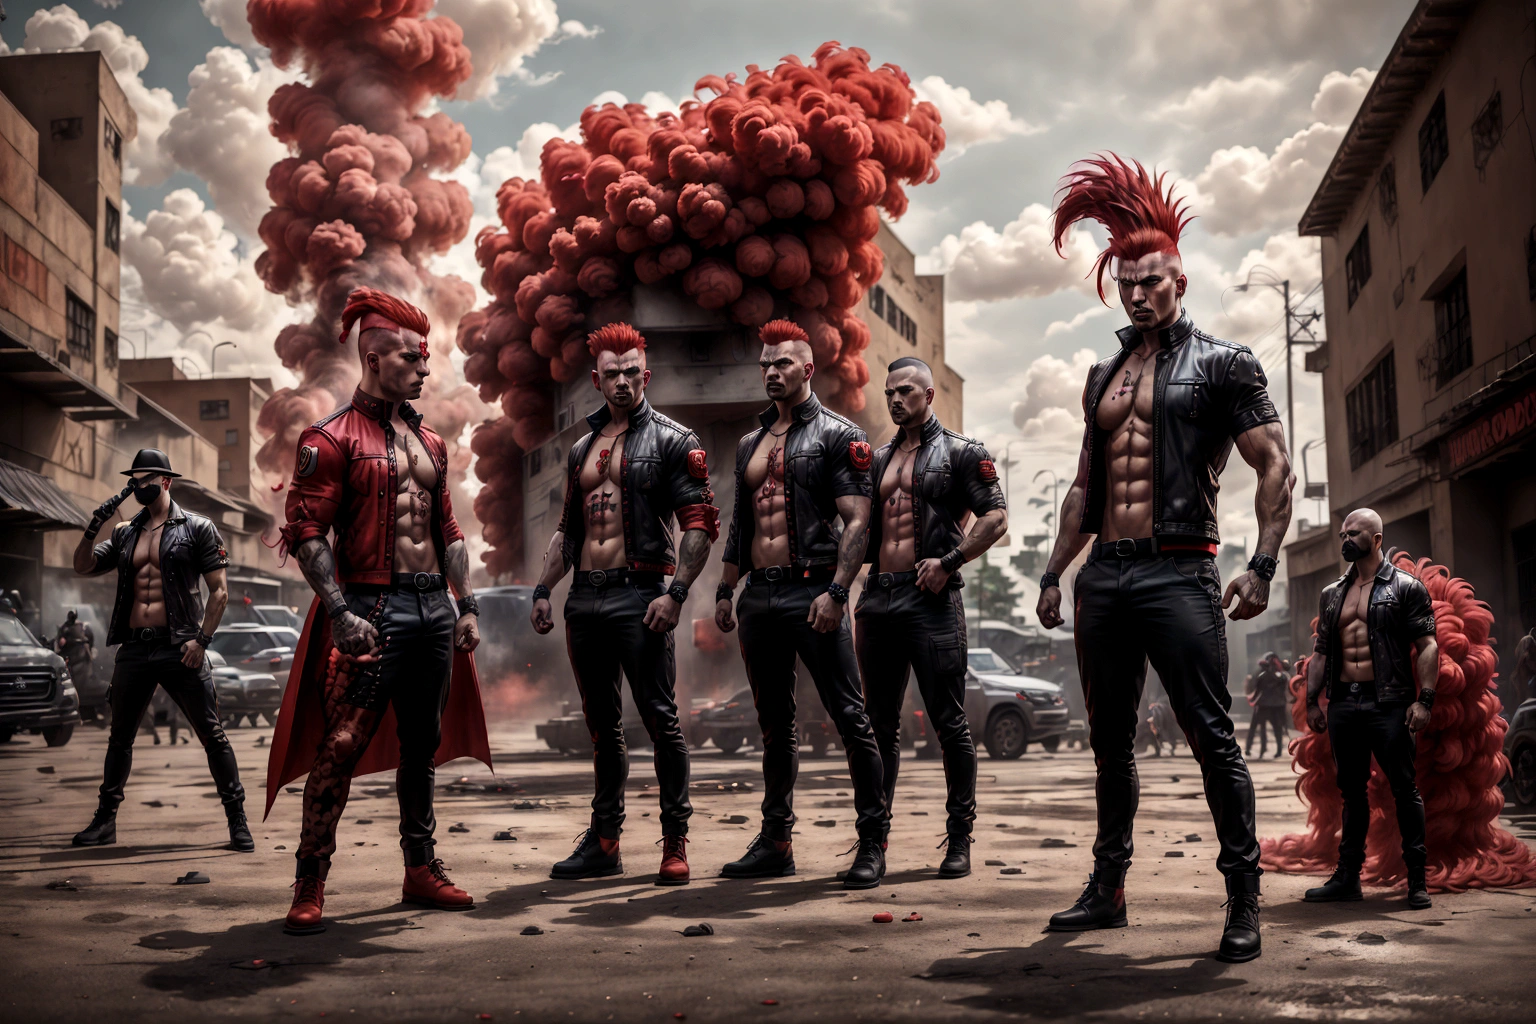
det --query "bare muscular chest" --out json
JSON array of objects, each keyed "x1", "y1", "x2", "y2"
[
  {"x1": 878, "y1": 448, "x2": 915, "y2": 513},
  {"x1": 393, "y1": 426, "x2": 439, "y2": 494},
  {"x1": 131, "y1": 524, "x2": 163, "y2": 574},
  {"x1": 1095, "y1": 354, "x2": 1155, "y2": 435},
  {"x1": 744, "y1": 430, "x2": 788, "y2": 499},
  {"x1": 1339, "y1": 581, "x2": 1372, "y2": 634},
  {"x1": 580, "y1": 432, "x2": 626, "y2": 527}
]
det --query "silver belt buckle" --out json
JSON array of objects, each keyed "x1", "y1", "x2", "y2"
[
  {"x1": 1114, "y1": 538, "x2": 1136, "y2": 558},
  {"x1": 1349, "y1": 682, "x2": 1360, "y2": 694},
  {"x1": 587, "y1": 569, "x2": 608, "y2": 588},
  {"x1": 878, "y1": 573, "x2": 895, "y2": 589},
  {"x1": 413, "y1": 571, "x2": 432, "y2": 591},
  {"x1": 764, "y1": 566, "x2": 784, "y2": 583},
  {"x1": 138, "y1": 628, "x2": 154, "y2": 641}
]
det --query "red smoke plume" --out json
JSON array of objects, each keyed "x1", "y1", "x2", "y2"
[
  {"x1": 248, "y1": 0, "x2": 478, "y2": 493},
  {"x1": 1261, "y1": 552, "x2": 1536, "y2": 891},
  {"x1": 458, "y1": 41, "x2": 945, "y2": 575}
]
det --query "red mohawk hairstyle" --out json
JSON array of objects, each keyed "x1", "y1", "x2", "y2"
[
  {"x1": 759, "y1": 319, "x2": 810, "y2": 345},
  {"x1": 338, "y1": 287, "x2": 431, "y2": 346},
  {"x1": 1052, "y1": 153, "x2": 1194, "y2": 303},
  {"x1": 586, "y1": 321, "x2": 647, "y2": 358}
]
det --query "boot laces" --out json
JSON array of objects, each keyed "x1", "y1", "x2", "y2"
[
  {"x1": 569, "y1": 828, "x2": 597, "y2": 852},
  {"x1": 426, "y1": 858, "x2": 454, "y2": 885},
  {"x1": 842, "y1": 837, "x2": 882, "y2": 858},
  {"x1": 292, "y1": 876, "x2": 323, "y2": 903},
  {"x1": 1221, "y1": 892, "x2": 1261, "y2": 928},
  {"x1": 657, "y1": 835, "x2": 688, "y2": 854},
  {"x1": 1073, "y1": 873, "x2": 1101, "y2": 907},
  {"x1": 935, "y1": 833, "x2": 973, "y2": 850}
]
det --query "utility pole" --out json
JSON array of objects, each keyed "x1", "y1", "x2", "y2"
[{"x1": 1283, "y1": 278, "x2": 1293, "y2": 451}]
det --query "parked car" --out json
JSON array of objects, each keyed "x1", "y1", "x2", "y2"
[
  {"x1": 1503, "y1": 696, "x2": 1536, "y2": 806},
  {"x1": 225, "y1": 600, "x2": 304, "y2": 630},
  {"x1": 0, "y1": 611, "x2": 80, "y2": 746},
  {"x1": 476, "y1": 584, "x2": 565, "y2": 684},
  {"x1": 536, "y1": 700, "x2": 649, "y2": 755},
  {"x1": 207, "y1": 624, "x2": 300, "y2": 682},
  {"x1": 208, "y1": 649, "x2": 282, "y2": 727},
  {"x1": 965, "y1": 647, "x2": 1070, "y2": 759},
  {"x1": 692, "y1": 687, "x2": 758, "y2": 754}
]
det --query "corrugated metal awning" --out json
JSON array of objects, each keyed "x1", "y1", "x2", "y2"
[{"x1": 0, "y1": 458, "x2": 90, "y2": 531}]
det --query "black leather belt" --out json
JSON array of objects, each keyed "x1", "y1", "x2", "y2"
[
  {"x1": 746, "y1": 565, "x2": 835, "y2": 585},
  {"x1": 352, "y1": 572, "x2": 448, "y2": 593},
  {"x1": 125, "y1": 626, "x2": 174, "y2": 643},
  {"x1": 870, "y1": 570, "x2": 919, "y2": 589},
  {"x1": 1089, "y1": 537, "x2": 1216, "y2": 561},
  {"x1": 573, "y1": 568, "x2": 663, "y2": 588}
]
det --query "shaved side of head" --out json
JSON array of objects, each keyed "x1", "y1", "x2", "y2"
[
  {"x1": 1344, "y1": 507, "x2": 1384, "y2": 536},
  {"x1": 887, "y1": 356, "x2": 933, "y2": 386}
]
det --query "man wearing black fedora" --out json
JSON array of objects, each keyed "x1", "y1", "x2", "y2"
[{"x1": 69, "y1": 448, "x2": 251, "y2": 851}]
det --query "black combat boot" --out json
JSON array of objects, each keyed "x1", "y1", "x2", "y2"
[
  {"x1": 1048, "y1": 872, "x2": 1127, "y2": 931},
  {"x1": 550, "y1": 829, "x2": 622, "y2": 880},
  {"x1": 1303, "y1": 865, "x2": 1362, "y2": 902},
  {"x1": 937, "y1": 833, "x2": 972, "y2": 879},
  {"x1": 1406, "y1": 866, "x2": 1432, "y2": 910},
  {"x1": 721, "y1": 834, "x2": 795, "y2": 878},
  {"x1": 226, "y1": 803, "x2": 255, "y2": 853},
  {"x1": 1217, "y1": 873, "x2": 1262, "y2": 963},
  {"x1": 842, "y1": 837, "x2": 886, "y2": 890},
  {"x1": 72, "y1": 803, "x2": 117, "y2": 847}
]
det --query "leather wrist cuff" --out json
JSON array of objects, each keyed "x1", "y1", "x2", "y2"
[
  {"x1": 532, "y1": 584, "x2": 551, "y2": 602},
  {"x1": 1040, "y1": 571, "x2": 1060, "y2": 590},
  {"x1": 716, "y1": 582, "x2": 735, "y2": 604},
  {"x1": 940, "y1": 549, "x2": 965, "y2": 573},
  {"x1": 1247, "y1": 553, "x2": 1278, "y2": 582},
  {"x1": 1417, "y1": 689, "x2": 1436, "y2": 708},
  {"x1": 825, "y1": 581, "x2": 850, "y2": 604},
  {"x1": 196, "y1": 630, "x2": 215, "y2": 648},
  {"x1": 668, "y1": 582, "x2": 690, "y2": 604},
  {"x1": 456, "y1": 594, "x2": 480, "y2": 618}
]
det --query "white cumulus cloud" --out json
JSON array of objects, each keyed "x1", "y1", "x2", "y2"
[
  {"x1": 1156, "y1": 70, "x2": 1294, "y2": 128},
  {"x1": 198, "y1": 0, "x2": 257, "y2": 48},
  {"x1": 927, "y1": 203, "x2": 1098, "y2": 302},
  {"x1": 912, "y1": 75, "x2": 1041, "y2": 154},
  {"x1": 1011, "y1": 348, "x2": 1099, "y2": 436},
  {"x1": 1310, "y1": 66, "x2": 1377, "y2": 125},
  {"x1": 434, "y1": 0, "x2": 565, "y2": 101}
]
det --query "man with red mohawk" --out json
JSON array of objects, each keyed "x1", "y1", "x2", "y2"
[
  {"x1": 529, "y1": 322, "x2": 719, "y2": 886},
  {"x1": 1035, "y1": 156, "x2": 1295, "y2": 962},
  {"x1": 267, "y1": 287, "x2": 491, "y2": 934},
  {"x1": 715, "y1": 319, "x2": 888, "y2": 890}
]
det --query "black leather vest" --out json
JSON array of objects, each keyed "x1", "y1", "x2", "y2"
[{"x1": 88, "y1": 501, "x2": 230, "y2": 646}]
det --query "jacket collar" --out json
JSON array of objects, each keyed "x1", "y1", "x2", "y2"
[
  {"x1": 759, "y1": 392, "x2": 822, "y2": 430},
  {"x1": 1115, "y1": 309, "x2": 1196, "y2": 351},
  {"x1": 586, "y1": 397, "x2": 654, "y2": 434},
  {"x1": 887, "y1": 413, "x2": 945, "y2": 449},
  {"x1": 1343, "y1": 556, "x2": 1394, "y2": 587},
  {"x1": 129, "y1": 499, "x2": 187, "y2": 531},
  {"x1": 351, "y1": 387, "x2": 422, "y2": 427}
]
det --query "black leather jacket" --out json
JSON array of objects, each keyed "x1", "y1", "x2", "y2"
[
  {"x1": 1314, "y1": 559, "x2": 1437, "y2": 704},
  {"x1": 1080, "y1": 311, "x2": 1279, "y2": 542},
  {"x1": 559, "y1": 399, "x2": 719, "y2": 574},
  {"x1": 86, "y1": 500, "x2": 231, "y2": 646},
  {"x1": 865, "y1": 415, "x2": 1006, "y2": 585},
  {"x1": 723, "y1": 393, "x2": 872, "y2": 570}
]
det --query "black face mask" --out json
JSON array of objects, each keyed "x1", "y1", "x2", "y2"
[
  {"x1": 1340, "y1": 539, "x2": 1367, "y2": 562},
  {"x1": 131, "y1": 479, "x2": 163, "y2": 506}
]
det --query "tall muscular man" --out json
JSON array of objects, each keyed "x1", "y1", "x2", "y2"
[
  {"x1": 859, "y1": 357, "x2": 1007, "y2": 878},
  {"x1": 70, "y1": 449, "x2": 248, "y2": 851},
  {"x1": 1035, "y1": 156, "x2": 1294, "y2": 962},
  {"x1": 267, "y1": 288, "x2": 490, "y2": 934},
  {"x1": 529, "y1": 323, "x2": 719, "y2": 885},
  {"x1": 715, "y1": 319, "x2": 887, "y2": 889},
  {"x1": 1302, "y1": 509, "x2": 1437, "y2": 909}
]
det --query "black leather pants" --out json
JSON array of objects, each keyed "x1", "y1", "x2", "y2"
[
  {"x1": 736, "y1": 577, "x2": 887, "y2": 841},
  {"x1": 99, "y1": 638, "x2": 245, "y2": 811},
  {"x1": 565, "y1": 576, "x2": 692, "y2": 839},
  {"x1": 1074, "y1": 553, "x2": 1260, "y2": 885},
  {"x1": 857, "y1": 582, "x2": 977, "y2": 835},
  {"x1": 1328, "y1": 694, "x2": 1426, "y2": 870}
]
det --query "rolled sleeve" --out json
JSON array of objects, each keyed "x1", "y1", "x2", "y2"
[
  {"x1": 1404, "y1": 578, "x2": 1437, "y2": 640},
  {"x1": 86, "y1": 524, "x2": 126, "y2": 577},
  {"x1": 960, "y1": 442, "x2": 1007, "y2": 516},
  {"x1": 195, "y1": 520, "x2": 230, "y2": 574},
  {"x1": 667, "y1": 431, "x2": 720, "y2": 542},
  {"x1": 280, "y1": 426, "x2": 346, "y2": 552},
  {"x1": 1225, "y1": 348, "x2": 1281, "y2": 438},
  {"x1": 829, "y1": 425, "x2": 873, "y2": 500}
]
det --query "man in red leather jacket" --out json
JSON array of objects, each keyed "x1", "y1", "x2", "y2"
[{"x1": 265, "y1": 288, "x2": 491, "y2": 935}]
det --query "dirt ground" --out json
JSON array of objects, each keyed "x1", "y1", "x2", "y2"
[{"x1": 3, "y1": 720, "x2": 1535, "y2": 1023}]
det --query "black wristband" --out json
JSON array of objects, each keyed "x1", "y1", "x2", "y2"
[
  {"x1": 1040, "y1": 571, "x2": 1060, "y2": 590},
  {"x1": 1417, "y1": 689, "x2": 1435, "y2": 709},
  {"x1": 532, "y1": 584, "x2": 551, "y2": 602},
  {"x1": 456, "y1": 594, "x2": 480, "y2": 618},
  {"x1": 1247, "y1": 553, "x2": 1278, "y2": 582},
  {"x1": 326, "y1": 599, "x2": 347, "y2": 618},
  {"x1": 84, "y1": 522, "x2": 101, "y2": 541},
  {"x1": 196, "y1": 630, "x2": 215, "y2": 648},
  {"x1": 668, "y1": 582, "x2": 690, "y2": 604},
  {"x1": 940, "y1": 549, "x2": 965, "y2": 574},
  {"x1": 716, "y1": 582, "x2": 735, "y2": 604},
  {"x1": 825, "y1": 581, "x2": 850, "y2": 604}
]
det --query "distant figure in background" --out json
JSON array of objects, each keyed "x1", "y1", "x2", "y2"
[
  {"x1": 54, "y1": 609, "x2": 95, "y2": 693},
  {"x1": 1508, "y1": 628, "x2": 1536, "y2": 717},
  {"x1": 1146, "y1": 700, "x2": 1178, "y2": 757},
  {"x1": 1245, "y1": 653, "x2": 1292, "y2": 759}
]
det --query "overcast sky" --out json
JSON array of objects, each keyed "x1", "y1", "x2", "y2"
[{"x1": 1, "y1": 0, "x2": 1416, "y2": 589}]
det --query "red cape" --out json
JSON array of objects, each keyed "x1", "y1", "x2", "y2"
[{"x1": 263, "y1": 596, "x2": 492, "y2": 819}]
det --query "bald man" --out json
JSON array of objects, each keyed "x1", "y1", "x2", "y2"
[
  {"x1": 858, "y1": 357, "x2": 1007, "y2": 878},
  {"x1": 1302, "y1": 508, "x2": 1438, "y2": 909}
]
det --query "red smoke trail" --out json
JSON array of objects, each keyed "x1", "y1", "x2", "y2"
[
  {"x1": 1261, "y1": 552, "x2": 1536, "y2": 891},
  {"x1": 247, "y1": 0, "x2": 478, "y2": 492},
  {"x1": 458, "y1": 41, "x2": 946, "y2": 575}
]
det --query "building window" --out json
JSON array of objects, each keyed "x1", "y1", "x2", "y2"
[
  {"x1": 104, "y1": 328, "x2": 119, "y2": 370},
  {"x1": 218, "y1": 459, "x2": 232, "y2": 473},
  {"x1": 1515, "y1": 519, "x2": 1536, "y2": 633},
  {"x1": 1377, "y1": 162, "x2": 1398, "y2": 226},
  {"x1": 527, "y1": 447, "x2": 543, "y2": 477},
  {"x1": 50, "y1": 117, "x2": 83, "y2": 141},
  {"x1": 1418, "y1": 91, "x2": 1449, "y2": 193},
  {"x1": 65, "y1": 291, "x2": 95, "y2": 362},
  {"x1": 103, "y1": 200, "x2": 120, "y2": 254},
  {"x1": 1345, "y1": 224, "x2": 1372, "y2": 308},
  {"x1": 224, "y1": 429, "x2": 239, "y2": 446},
  {"x1": 869, "y1": 284, "x2": 886, "y2": 319},
  {"x1": 1471, "y1": 90, "x2": 1503, "y2": 174},
  {"x1": 200, "y1": 399, "x2": 230, "y2": 420},
  {"x1": 555, "y1": 402, "x2": 576, "y2": 433},
  {"x1": 1345, "y1": 353, "x2": 1398, "y2": 469},
  {"x1": 103, "y1": 119, "x2": 122, "y2": 164},
  {"x1": 1433, "y1": 269, "x2": 1472, "y2": 387}
]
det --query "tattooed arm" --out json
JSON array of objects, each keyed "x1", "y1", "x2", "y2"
[
  {"x1": 644, "y1": 527, "x2": 712, "y2": 633},
  {"x1": 808, "y1": 494, "x2": 870, "y2": 634},
  {"x1": 294, "y1": 537, "x2": 378, "y2": 657},
  {"x1": 445, "y1": 539, "x2": 480, "y2": 653}
]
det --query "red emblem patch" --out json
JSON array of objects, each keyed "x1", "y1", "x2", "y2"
[
  {"x1": 849, "y1": 441, "x2": 873, "y2": 471},
  {"x1": 687, "y1": 449, "x2": 709, "y2": 479},
  {"x1": 978, "y1": 459, "x2": 997, "y2": 482}
]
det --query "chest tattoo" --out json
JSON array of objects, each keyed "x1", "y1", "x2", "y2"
[
  {"x1": 757, "y1": 446, "x2": 783, "y2": 505},
  {"x1": 587, "y1": 490, "x2": 617, "y2": 525}
]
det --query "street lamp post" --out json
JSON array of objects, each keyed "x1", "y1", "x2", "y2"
[{"x1": 210, "y1": 341, "x2": 236, "y2": 376}]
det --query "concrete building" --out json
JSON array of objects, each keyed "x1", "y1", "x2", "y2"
[{"x1": 1286, "y1": 0, "x2": 1536, "y2": 669}]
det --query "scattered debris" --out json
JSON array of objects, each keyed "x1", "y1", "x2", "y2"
[
  {"x1": 230, "y1": 958, "x2": 292, "y2": 971},
  {"x1": 911, "y1": 811, "x2": 928, "y2": 816},
  {"x1": 872, "y1": 912, "x2": 894, "y2": 923},
  {"x1": 141, "y1": 800, "x2": 176, "y2": 808},
  {"x1": 1165, "y1": 851, "x2": 1184, "y2": 858},
  {"x1": 681, "y1": 923, "x2": 715, "y2": 937},
  {"x1": 967, "y1": 932, "x2": 980, "y2": 938},
  {"x1": 903, "y1": 913, "x2": 923, "y2": 922},
  {"x1": 1355, "y1": 932, "x2": 1387, "y2": 945},
  {"x1": 520, "y1": 926, "x2": 544, "y2": 936},
  {"x1": 1184, "y1": 833, "x2": 1202, "y2": 842},
  {"x1": 274, "y1": 845, "x2": 287, "y2": 851},
  {"x1": 720, "y1": 815, "x2": 749, "y2": 825},
  {"x1": 1040, "y1": 838, "x2": 1076, "y2": 848},
  {"x1": 984, "y1": 859, "x2": 1006, "y2": 866},
  {"x1": 45, "y1": 880, "x2": 77, "y2": 892},
  {"x1": 813, "y1": 820, "x2": 836, "y2": 828},
  {"x1": 1171, "y1": 776, "x2": 1181, "y2": 782},
  {"x1": 355, "y1": 819, "x2": 373, "y2": 825},
  {"x1": 174, "y1": 871, "x2": 211, "y2": 885},
  {"x1": 510, "y1": 800, "x2": 547, "y2": 810},
  {"x1": 448, "y1": 823, "x2": 469, "y2": 833},
  {"x1": 36, "y1": 766, "x2": 54, "y2": 774},
  {"x1": 362, "y1": 788, "x2": 392, "y2": 797},
  {"x1": 848, "y1": 946, "x2": 868, "y2": 952},
  {"x1": 493, "y1": 831, "x2": 517, "y2": 841},
  {"x1": 285, "y1": 787, "x2": 301, "y2": 795},
  {"x1": 255, "y1": 736, "x2": 266, "y2": 747},
  {"x1": 761, "y1": 999, "x2": 779, "y2": 1006},
  {"x1": 1000, "y1": 868, "x2": 1023, "y2": 875}
]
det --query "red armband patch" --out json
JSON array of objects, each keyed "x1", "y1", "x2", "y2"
[
  {"x1": 675, "y1": 503, "x2": 721, "y2": 542},
  {"x1": 687, "y1": 448, "x2": 709, "y2": 479},
  {"x1": 849, "y1": 440, "x2": 872, "y2": 471},
  {"x1": 978, "y1": 459, "x2": 997, "y2": 482}
]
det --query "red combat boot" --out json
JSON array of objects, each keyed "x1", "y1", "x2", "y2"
[
  {"x1": 284, "y1": 877, "x2": 326, "y2": 935},
  {"x1": 657, "y1": 835, "x2": 690, "y2": 886},
  {"x1": 402, "y1": 858, "x2": 475, "y2": 909}
]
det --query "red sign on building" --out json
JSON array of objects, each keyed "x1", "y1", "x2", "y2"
[{"x1": 1444, "y1": 384, "x2": 1536, "y2": 474}]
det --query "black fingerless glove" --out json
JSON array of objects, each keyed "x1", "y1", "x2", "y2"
[{"x1": 86, "y1": 484, "x2": 133, "y2": 538}]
